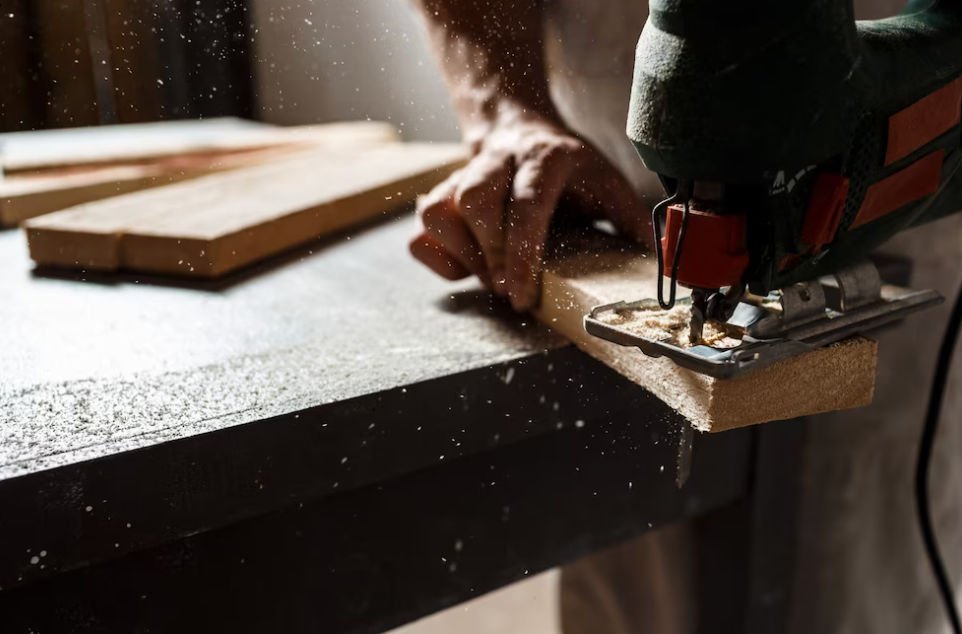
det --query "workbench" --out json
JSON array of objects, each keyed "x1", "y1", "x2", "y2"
[{"x1": 0, "y1": 213, "x2": 804, "y2": 634}]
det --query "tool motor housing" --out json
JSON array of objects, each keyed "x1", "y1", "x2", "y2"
[{"x1": 629, "y1": 0, "x2": 962, "y2": 295}]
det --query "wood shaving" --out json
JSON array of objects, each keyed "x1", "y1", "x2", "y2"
[{"x1": 597, "y1": 303, "x2": 744, "y2": 349}]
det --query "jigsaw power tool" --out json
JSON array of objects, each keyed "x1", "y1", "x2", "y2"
[{"x1": 584, "y1": 0, "x2": 962, "y2": 378}]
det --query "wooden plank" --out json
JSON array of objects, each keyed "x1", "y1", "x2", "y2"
[
  {"x1": 1, "y1": 146, "x2": 298, "y2": 226},
  {"x1": 533, "y1": 235, "x2": 877, "y2": 431},
  {"x1": 0, "y1": 121, "x2": 402, "y2": 225},
  {"x1": 3, "y1": 165, "x2": 178, "y2": 227},
  {"x1": 26, "y1": 143, "x2": 467, "y2": 276},
  {"x1": 2, "y1": 119, "x2": 400, "y2": 174}
]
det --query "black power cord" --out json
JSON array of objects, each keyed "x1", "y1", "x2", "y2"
[{"x1": 917, "y1": 275, "x2": 962, "y2": 634}]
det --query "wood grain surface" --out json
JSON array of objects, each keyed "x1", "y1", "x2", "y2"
[
  {"x1": 1, "y1": 121, "x2": 402, "y2": 226},
  {"x1": 25, "y1": 142, "x2": 467, "y2": 277},
  {"x1": 2, "y1": 120, "x2": 400, "y2": 174}
]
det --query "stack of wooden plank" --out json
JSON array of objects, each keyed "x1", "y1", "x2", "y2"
[
  {"x1": 18, "y1": 119, "x2": 467, "y2": 278},
  {"x1": 0, "y1": 119, "x2": 403, "y2": 226},
  {"x1": 25, "y1": 142, "x2": 467, "y2": 277}
]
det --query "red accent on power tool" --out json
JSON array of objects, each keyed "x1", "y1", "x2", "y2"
[
  {"x1": 852, "y1": 149, "x2": 944, "y2": 229},
  {"x1": 802, "y1": 173, "x2": 850, "y2": 247},
  {"x1": 661, "y1": 204, "x2": 749, "y2": 288},
  {"x1": 885, "y1": 78, "x2": 961, "y2": 166},
  {"x1": 779, "y1": 253, "x2": 803, "y2": 273}
]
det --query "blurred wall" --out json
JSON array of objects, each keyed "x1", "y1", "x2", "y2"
[{"x1": 251, "y1": 0, "x2": 460, "y2": 142}]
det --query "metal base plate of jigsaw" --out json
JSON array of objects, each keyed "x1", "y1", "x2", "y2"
[{"x1": 584, "y1": 261, "x2": 943, "y2": 380}]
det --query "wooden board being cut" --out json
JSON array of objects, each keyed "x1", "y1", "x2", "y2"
[
  {"x1": 25, "y1": 143, "x2": 467, "y2": 277},
  {"x1": 0, "y1": 121, "x2": 402, "y2": 226},
  {"x1": 533, "y1": 234, "x2": 877, "y2": 432}
]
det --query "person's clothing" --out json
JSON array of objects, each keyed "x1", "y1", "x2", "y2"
[
  {"x1": 542, "y1": 1, "x2": 962, "y2": 632},
  {"x1": 788, "y1": 217, "x2": 962, "y2": 634},
  {"x1": 543, "y1": 1, "x2": 659, "y2": 203},
  {"x1": 560, "y1": 522, "x2": 698, "y2": 634}
]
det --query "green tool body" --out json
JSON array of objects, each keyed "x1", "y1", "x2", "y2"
[
  {"x1": 585, "y1": 0, "x2": 962, "y2": 377},
  {"x1": 630, "y1": 0, "x2": 962, "y2": 295}
]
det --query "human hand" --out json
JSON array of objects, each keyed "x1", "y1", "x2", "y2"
[{"x1": 410, "y1": 107, "x2": 651, "y2": 311}]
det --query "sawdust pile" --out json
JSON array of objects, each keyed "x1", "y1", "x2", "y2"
[{"x1": 598, "y1": 303, "x2": 744, "y2": 349}]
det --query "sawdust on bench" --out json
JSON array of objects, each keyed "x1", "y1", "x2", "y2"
[{"x1": 598, "y1": 303, "x2": 744, "y2": 349}]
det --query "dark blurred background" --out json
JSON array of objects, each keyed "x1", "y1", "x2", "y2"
[
  {"x1": 0, "y1": 0, "x2": 458, "y2": 139},
  {"x1": 0, "y1": 0, "x2": 255, "y2": 129}
]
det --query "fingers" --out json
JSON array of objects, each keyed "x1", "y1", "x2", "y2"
[
  {"x1": 417, "y1": 171, "x2": 489, "y2": 278},
  {"x1": 504, "y1": 151, "x2": 574, "y2": 311},
  {"x1": 454, "y1": 156, "x2": 510, "y2": 280},
  {"x1": 411, "y1": 127, "x2": 651, "y2": 314},
  {"x1": 409, "y1": 232, "x2": 472, "y2": 281},
  {"x1": 421, "y1": 201, "x2": 492, "y2": 287}
]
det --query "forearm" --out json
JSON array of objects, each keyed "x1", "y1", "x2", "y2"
[{"x1": 408, "y1": 0, "x2": 559, "y2": 142}]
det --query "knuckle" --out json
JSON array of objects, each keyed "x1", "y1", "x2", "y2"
[
  {"x1": 454, "y1": 180, "x2": 487, "y2": 211},
  {"x1": 510, "y1": 183, "x2": 541, "y2": 209},
  {"x1": 417, "y1": 181, "x2": 456, "y2": 217},
  {"x1": 561, "y1": 136, "x2": 586, "y2": 152},
  {"x1": 454, "y1": 165, "x2": 509, "y2": 220},
  {"x1": 539, "y1": 144, "x2": 567, "y2": 164},
  {"x1": 520, "y1": 141, "x2": 554, "y2": 164},
  {"x1": 511, "y1": 171, "x2": 553, "y2": 210},
  {"x1": 472, "y1": 147, "x2": 511, "y2": 170},
  {"x1": 523, "y1": 135, "x2": 582, "y2": 163},
  {"x1": 419, "y1": 200, "x2": 447, "y2": 227}
]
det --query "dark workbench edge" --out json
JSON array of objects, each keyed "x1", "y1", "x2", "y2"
[
  {"x1": 0, "y1": 346, "x2": 660, "y2": 592},
  {"x1": 0, "y1": 398, "x2": 752, "y2": 634}
]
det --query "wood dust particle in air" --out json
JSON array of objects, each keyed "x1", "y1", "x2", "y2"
[{"x1": 597, "y1": 304, "x2": 743, "y2": 349}]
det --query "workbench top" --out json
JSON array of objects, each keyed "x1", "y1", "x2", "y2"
[
  {"x1": 1, "y1": 211, "x2": 604, "y2": 594},
  {"x1": 0, "y1": 213, "x2": 561, "y2": 480},
  {"x1": 0, "y1": 212, "x2": 754, "y2": 634}
]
